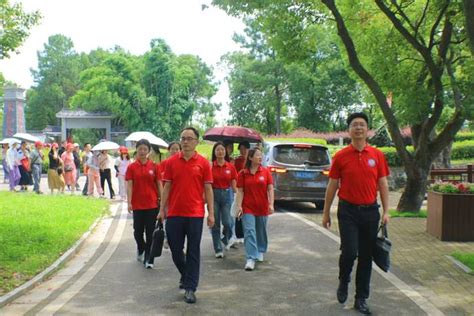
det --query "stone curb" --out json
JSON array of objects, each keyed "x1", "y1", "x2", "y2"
[
  {"x1": 446, "y1": 255, "x2": 473, "y2": 274},
  {"x1": 0, "y1": 208, "x2": 109, "y2": 308}
]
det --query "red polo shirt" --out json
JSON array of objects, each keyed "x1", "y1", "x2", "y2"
[
  {"x1": 158, "y1": 158, "x2": 168, "y2": 179},
  {"x1": 212, "y1": 161, "x2": 237, "y2": 189},
  {"x1": 237, "y1": 166, "x2": 273, "y2": 216},
  {"x1": 125, "y1": 159, "x2": 161, "y2": 210},
  {"x1": 163, "y1": 151, "x2": 213, "y2": 218},
  {"x1": 329, "y1": 144, "x2": 390, "y2": 205},
  {"x1": 234, "y1": 156, "x2": 245, "y2": 172}
]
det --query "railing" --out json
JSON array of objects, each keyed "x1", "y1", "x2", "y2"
[{"x1": 429, "y1": 164, "x2": 473, "y2": 183}]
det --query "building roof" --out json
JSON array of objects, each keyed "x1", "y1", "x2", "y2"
[{"x1": 56, "y1": 109, "x2": 113, "y2": 119}]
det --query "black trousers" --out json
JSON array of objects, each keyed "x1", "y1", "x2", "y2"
[
  {"x1": 337, "y1": 201, "x2": 380, "y2": 299},
  {"x1": 133, "y1": 209, "x2": 158, "y2": 264},
  {"x1": 100, "y1": 168, "x2": 115, "y2": 198},
  {"x1": 166, "y1": 217, "x2": 204, "y2": 292}
]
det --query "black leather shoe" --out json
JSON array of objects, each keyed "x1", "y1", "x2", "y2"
[
  {"x1": 184, "y1": 290, "x2": 196, "y2": 304},
  {"x1": 354, "y1": 298, "x2": 371, "y2": 315},
  {"x1": 337, "y1": 282, "x2": 348, "y2": 304}
]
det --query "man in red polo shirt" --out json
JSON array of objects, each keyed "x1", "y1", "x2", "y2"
[
  {"x1": 322, "y1": 112, "x2": 390, "y2": 315},
  {"x1": 158, "y1": 127, "x2": 214, "y2": 304}
]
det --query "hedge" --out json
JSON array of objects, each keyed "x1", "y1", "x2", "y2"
[
  {"x1": 329, "y1": 140, "x2": 474, "y2": 167},
  {"x1": 455, "y1": 132, "x2": 474, "y2": 142},
  {"x1": 377, "y1": 141, "x2": 474, "y2": 167}
]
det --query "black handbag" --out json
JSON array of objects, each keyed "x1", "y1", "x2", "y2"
[
  {"x1": 235, "y1": 217, "x2": 244, "y2": 239},
  {"x1": 150, "y1": 220, "x2": 165, "y2": 258},
  {"x1": 373, "y1": 223, "x2": 391, "y2": 272}
]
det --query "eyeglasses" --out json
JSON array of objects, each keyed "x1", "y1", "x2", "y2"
[
  {"x1": 180, "y1": 137, "x2": 198, "y2": 142},
  {"x1": 350, "y1": 122, "x2": 367, "y2": 128}
]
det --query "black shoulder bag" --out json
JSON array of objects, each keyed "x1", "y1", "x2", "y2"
[{"x1": 373, "y1": 223, "x2": 391, "y2": 272}]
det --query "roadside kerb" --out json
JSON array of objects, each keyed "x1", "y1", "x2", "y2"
[
  {"x1": 0, "y1": 201, "x2": 120, "y2": 308},
  {"x1": 284, "y1": 211, "x2": 445, "y2": 316}
]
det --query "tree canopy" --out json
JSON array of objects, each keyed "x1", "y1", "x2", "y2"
[
  {"x1": 0, "y1": 0, "x2": 41, "y2": 60},
  {"x1": 213, "y1": 0, "x2": 474, "y2": 211},
  {"x1": 26, "y1": 36, "x2": 219, "y2": 141}
]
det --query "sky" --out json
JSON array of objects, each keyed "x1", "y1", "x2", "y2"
[{"x1": 0, "y1": 0, "x2": 245, "y2": 123}]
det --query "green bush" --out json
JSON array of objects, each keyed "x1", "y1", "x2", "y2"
[
  {"x1": 454, "y1": 132, "x2": 474, "y2": 142},
  {"x1": 329, "y1": 140, "x2": 474, "y2": 167},
  {"x1": 451, "y1": 140, "x2": 474, "y2": 160}
]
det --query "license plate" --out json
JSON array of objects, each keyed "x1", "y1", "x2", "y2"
[{"x1": 294, "y1": 171, "x2": 314, "y2": 179}]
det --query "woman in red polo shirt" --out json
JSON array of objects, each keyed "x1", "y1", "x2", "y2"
[
  {"x1": 126, "y1": 139, "x2": 162, "y2": 269},
  {"x1": 210, "y1": 142, "x2": 237, "y2": 258},
  {"x1": 236, "y1": 148, "x2": 274, "y2": 271}
]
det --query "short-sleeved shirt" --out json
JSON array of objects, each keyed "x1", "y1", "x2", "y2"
[
  {"x1": 212, "y1": 161, "x2": 237, "y2": 189},
  {"x1": 158, "y1": 158, "x2": 169, "y2": 179},
  {"x1": 329, "y1": 144, "x2": 390, "y2": 205},
  {"x1": 30, "y1": 149, "x2": 43, "y2": 165},
  {"x1": 163, "y1": 152, "x2": 213, "y2": 218},
  {"x1": 125, "y1": 159, "x2": 161, "y2": 211},
  {"x1": 234, "y1": 156, "x2": 246, "y2": 173},
  {"x1": 237, "y1": 166, "x2": 273, "y2": 216},
  {"x1": 48, "y1": 151, "x2": 60, "y2": 169}
]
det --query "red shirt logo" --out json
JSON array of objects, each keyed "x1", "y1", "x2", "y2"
[{"x1": 368, "y1": 159, "x2": 376, "y2": 168}]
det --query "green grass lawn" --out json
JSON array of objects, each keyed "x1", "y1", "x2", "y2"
[
  {"x1": 452, "y1": 252, "x2": 474, "y2": 274},
  {"x1": 389, "y1": 209, "x2": 428, "y2": 218},
  {"x1": 0, "y1": 192, "x2": 109, "y2": 295}
]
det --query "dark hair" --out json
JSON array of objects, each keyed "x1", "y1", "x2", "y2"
[
  {"x1": 238, "y1": 141, "x2": 250, "y2": 149},
  {"x1": 121, "y1": 152, "x2": 130, "y2": 160},
  {"x1": 211, "y1": 141, "x2": 230, "y2": 162},
  {"x1": 347, "y1": 112, "x2": 369, "y2": 127},
  {"x1": 84, "y1": 143, "x2": 91, "y2": 148},
  {"x1": 151, "y1": 144, "x2": 161, "y2": 154},
  {"x1": 136, "y1": 139, "x2": 151, "y2": 151},
  {"x1": 245, "y1": 148, "x2": 262, "y2": 169},
  {"x1": 181, "y1": 126, "x2": 199, "y2": 139},
  {"x1": 223, "y1": 140, "x2": 234, "y2": 146},
  {"x1": 168, "y1": 141, "x2": 181, "y2": 151}
]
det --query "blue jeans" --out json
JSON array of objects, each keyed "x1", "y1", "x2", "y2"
[
  {"x1": 2, "y1": 159, "x2": 9, "y2": 181},
  {"x1": 211, "y1": 188, "x2": 233, "y2": 253},
  {"x1": 242, "y1": 213, "x2": 268, "y2": 260},
  {"x1": 166, "y1": 216, "x2": 204, "y2": 292},
  {"x1": 32, "y1": 164, "x2": 42, "y2": 192}
]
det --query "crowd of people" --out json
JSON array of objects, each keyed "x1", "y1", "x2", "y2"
[{"x1": 1, "y1": 113, "x2": 389, "y2": 313}]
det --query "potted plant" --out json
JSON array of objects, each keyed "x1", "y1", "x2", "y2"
[{"x1": 427, "y1": 182, "x2": 474, "y2": 241}]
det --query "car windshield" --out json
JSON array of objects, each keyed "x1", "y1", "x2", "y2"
[{"x1": 273, "y1": 145, "x2": 329, "y2": 166}]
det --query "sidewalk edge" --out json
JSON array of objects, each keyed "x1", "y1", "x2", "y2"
[
  {"x1": 0, "y1": 203, "x2": 114, "y2": 308},
  {"x1": 284, "y1": 211, "x2": 445, "y2": 316}
]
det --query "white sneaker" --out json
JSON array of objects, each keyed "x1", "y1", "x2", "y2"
[
  {"x1": 238, "y1": 238, "x2": 244, "y2": 244},
  {"x1": 244, "y1": 259, "x2": 255, "y2": 271},
  {"x1": 225, "y1": 238, "x2": 236, "y2": 250},
  {"x1": 215, "y1": 252, "x2": 224, "y2": 258},
  {"x1": 137, "y1": 251, "x2": 144, "y2": 262},
  {"x1": 257, "y1": 253, "x2": 264, "y2": 262},
  {"x1": 145, "y1": 262, "x2": 154, "y2": 269}
]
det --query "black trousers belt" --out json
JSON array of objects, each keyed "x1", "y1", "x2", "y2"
[{"x1": 339, "y1": 199, "x2": 377, "y2": 209}]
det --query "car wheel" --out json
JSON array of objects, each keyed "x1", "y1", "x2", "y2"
[{"x1": 314, "y1": 201, "x2": 324, "y2": 210}]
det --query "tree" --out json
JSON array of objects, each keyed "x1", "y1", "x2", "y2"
[
  {"x1": 464, "y1": 0, "x2": 474, "y2": 54},
  {"x1": 0, "y1": 0, "x2": 41, "y2": 59},
  {"x1": 213, "y1": 0, "x2": 474, "y2": 212},
  {"x1": 26, "y1": 35, "x2": 85, "y2": 129},
  {"x1": 70, "y1": 51, "x2": 146, "y2": 132},
  {"x1": 142, "y1": 39, "x2": 219, "y2": 140}
]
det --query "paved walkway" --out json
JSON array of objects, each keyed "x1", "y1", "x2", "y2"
[
  {"x1": 294, "y1": 192, "x2": 474, "y2": 315},
  {"x1": 1, "y1": 199, "x2": 433, "y2": 315}
]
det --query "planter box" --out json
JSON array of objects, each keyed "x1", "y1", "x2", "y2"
[{"x1": 427, "y1": 191, "x2": 474, "y2": 241}]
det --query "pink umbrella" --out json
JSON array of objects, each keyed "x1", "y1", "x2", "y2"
[{"x1": 203, "y1": 126, "x2": 263, "y2": 143}]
